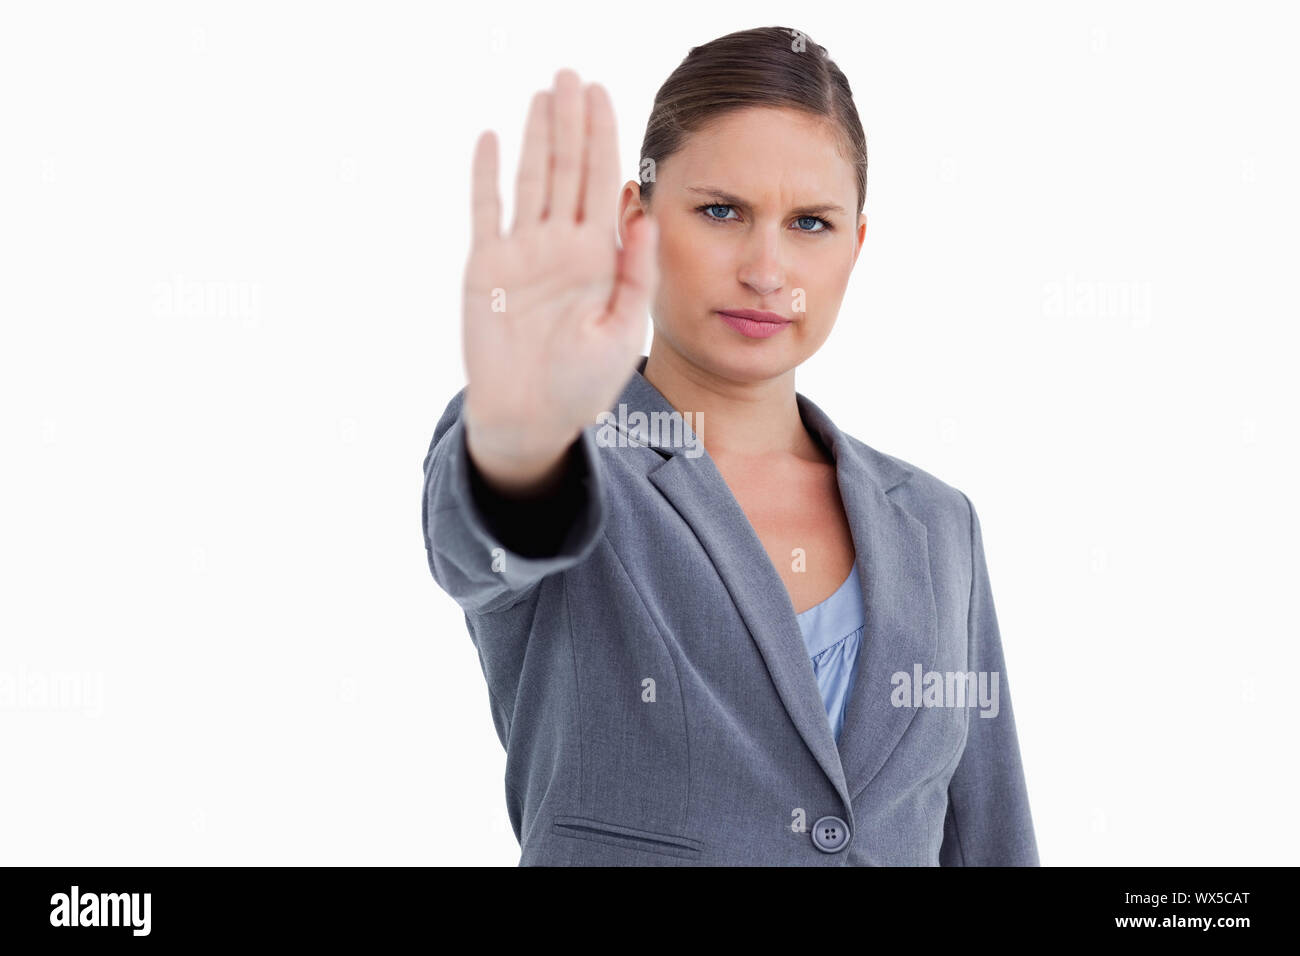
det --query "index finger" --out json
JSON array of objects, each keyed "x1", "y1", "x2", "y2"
[{"x1": 580, "y1": 83, "x2": 619, "y2": 231}]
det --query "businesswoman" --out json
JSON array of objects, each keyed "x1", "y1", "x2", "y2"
[{"x1": 423, "y1": 25, "x2": 1039, "y2": 865}]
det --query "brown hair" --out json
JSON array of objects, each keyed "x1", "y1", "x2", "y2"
[{"x1": 637, "y1": 26, "x2": 867, "y2": 215}]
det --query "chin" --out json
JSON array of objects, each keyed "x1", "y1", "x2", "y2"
[{"x1": 698, "y1": 330, "x2": 803, "y2": 383}]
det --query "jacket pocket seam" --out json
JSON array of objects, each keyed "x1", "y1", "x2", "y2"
[{"x1": 552, "y1": 815, "x2": 704, "y2": 859}]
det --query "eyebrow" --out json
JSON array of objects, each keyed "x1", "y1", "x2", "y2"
[{"x1": 684, "y1": 185, "x2": 847, "y2": 217}]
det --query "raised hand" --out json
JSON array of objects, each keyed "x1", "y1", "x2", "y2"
[{"x1": 461, "y1": 69, "x2": 658, "y2": 494}]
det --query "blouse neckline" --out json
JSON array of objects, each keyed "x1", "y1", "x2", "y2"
[
  {"x1": 796, "y1": 561, "x2": 858, "y2": 618},
  {"x1": 794, "y1": 560, "x2": 866, "y2": 659}
]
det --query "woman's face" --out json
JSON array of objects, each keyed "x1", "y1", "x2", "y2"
[{"x1": 620, "y1": 106, "x2": 867, "y2": 384}]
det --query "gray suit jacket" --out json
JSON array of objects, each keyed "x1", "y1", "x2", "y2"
[{"x1": 422, "y1": 356, "x2": 1039, "y2": 866}]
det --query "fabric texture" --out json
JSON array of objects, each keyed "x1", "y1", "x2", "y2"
[
  {"x1": 422, "y1": 355, "x2": 1040, "y2": 866},
  {"x1": 795, "y1": 561, "x2": 866, "y2": 746}
]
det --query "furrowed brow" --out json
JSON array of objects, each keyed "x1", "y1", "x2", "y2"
[{"x1": 685, "y1": 185, "x2": 846, "y2": 217}]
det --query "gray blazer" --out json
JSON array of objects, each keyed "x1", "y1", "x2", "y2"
[{"x1": 422, "y1": 356, "x2": 1039, "y2": 866}]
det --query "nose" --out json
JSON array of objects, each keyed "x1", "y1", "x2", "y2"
[{"x1": 736, "y1": 228, "x2": 785, "y2": 297}]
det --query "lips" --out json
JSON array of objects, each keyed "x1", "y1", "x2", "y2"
[
  {"x1": 717, "y1": 309, "x2": 792, "y2": 324},
  {"x1": 717, "y1": 309, "x2": 793, "y2": 340}
]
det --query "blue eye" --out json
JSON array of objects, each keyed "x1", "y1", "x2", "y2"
[
  {"x1": 694, "y1": 202, "x2": 832, "y2": 232},
  {"x1": 698, "y1": 203, "x2": 738, "y2": 222},
  {"x1": 794, "y1": 215, "x2": 830, "y2": 232}
]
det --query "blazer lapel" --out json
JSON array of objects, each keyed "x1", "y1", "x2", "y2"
[
  {"x1": 796, "y1": 395, "x2": 940, "y2": 805},
  {"x1": 608, "y1": 358, "x2": 938, "y2": 812}
]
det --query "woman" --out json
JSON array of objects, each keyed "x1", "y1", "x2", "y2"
[{"x1": 423, "y1": 26, "x2": 1039, "y2": 865}]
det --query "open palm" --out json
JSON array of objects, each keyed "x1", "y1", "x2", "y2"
[{"x1": 461, "y1": 69, "x2": 658, "y2": 465}]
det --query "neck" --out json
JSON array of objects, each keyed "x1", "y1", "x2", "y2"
[{"x1": 642, "y1": 339, "x2": 826, "y2": 463}]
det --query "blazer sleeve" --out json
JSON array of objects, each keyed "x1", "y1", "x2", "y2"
[
  {"x1": 939, "y1": 492, "x2": 1040, "y2": 866},
  {"x1": 421, "y1": 386, "x2": 608, "y2": 616}
]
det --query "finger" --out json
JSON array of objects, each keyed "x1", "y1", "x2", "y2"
[
  {"x1": 511, "y1": 90, "x2": 550, "y2": 233},
  {"x1": 548, "y1": 68, "x2": 584, "y2": 223},
  {"x1": 606, "y1": 214, "x2": 658, "y2": 335},
  {"x1": 580, "y1": 83, "x2": 618, "y2": 229},
  {"x1": 470, "y1": 130, "x2": 501, "y2": 247}
]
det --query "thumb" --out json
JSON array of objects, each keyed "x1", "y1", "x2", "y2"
[{"x1": 607, "y1": 215, "x2": 658, "y2": 332}]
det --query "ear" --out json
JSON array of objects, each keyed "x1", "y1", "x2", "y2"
[
  {"x1": 852, "y1": 211, "x2": 867, "y2": 266},
  {"x1": 617, "y1": 180, "x2": 646, "y2": 247}
]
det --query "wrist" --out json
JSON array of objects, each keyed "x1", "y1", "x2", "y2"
[{"x1": 464, "y1": 417, "x2": 580, "y2": 499}]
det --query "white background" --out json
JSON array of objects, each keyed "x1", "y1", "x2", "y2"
[{"x1": 2, "y1": 1, "x2": 1296, "y2": 865}]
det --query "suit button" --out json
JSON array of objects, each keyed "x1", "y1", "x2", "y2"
[{"x1": 811, "y1": 815, "x2": 850, "y2": 853}]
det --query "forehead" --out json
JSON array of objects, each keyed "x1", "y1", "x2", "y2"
[{"x1": 659, "y1": 106, "x2": 855, "y2": 202}]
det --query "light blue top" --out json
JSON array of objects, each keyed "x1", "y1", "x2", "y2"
[{"x1": 794, "y1": 560, "x2": 866, "y2": 745}]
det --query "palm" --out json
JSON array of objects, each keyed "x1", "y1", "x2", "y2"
[{"x1": 461, "y1": 70, "x2": 658, "y2": 454}]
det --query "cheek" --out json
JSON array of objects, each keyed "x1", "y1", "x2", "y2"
[
  {"x1": 795, "y1": 314, "x2": 836, "y2": 351},
  {"x1": 797, "y1": 259, "x2": 852, "y2": 310},
  {"x1": 656, "y1": 235, "x2": 720, "y2": 312},
  {"x1": 660, "y1": 231, "x2": 722, "y2": 278}
]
